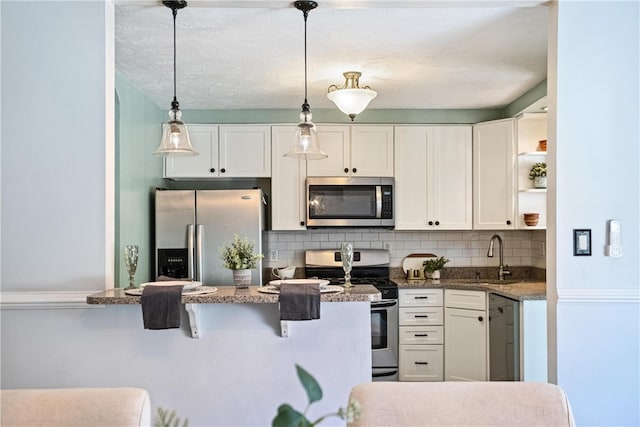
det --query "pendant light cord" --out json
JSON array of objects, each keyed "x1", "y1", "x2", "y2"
[
  {"x1": 172, "y1": 7, "x2": 179, "y2": 108},
  {"x1": 301, "y1": 9, "x2": 310, "y2": 112}
]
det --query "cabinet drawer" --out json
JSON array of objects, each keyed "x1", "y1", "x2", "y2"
[
  {"x1": 399, "y1": 289, "x2": 443, "y2": 307},
  {"x1": 399, "y1": 307, "x2": 443, "y2": 326},
  {"x1": 399, "y1": 326, "x2": 444, "y2": 345},
  {"x1": 445, "y1": 289, "x2": 486, "y2": 310},
  {"x1": 399, "y1": 344, "x2": 443, "y2": 381}
]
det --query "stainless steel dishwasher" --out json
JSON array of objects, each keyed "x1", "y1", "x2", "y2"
[{"x1": 488, "y1": 293, "x2": 520, "y2": 381}]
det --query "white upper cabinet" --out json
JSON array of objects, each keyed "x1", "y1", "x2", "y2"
[
  {"x1": 163, "y1": 124, "x2": 271, "y2": 179},
  {"x1": 350, "y1": 125, "x2": 394, "y2": 177},
  {"x1": 218, "y1": 125, "x2": 271, "y2": 177},
  {"x1": 472, "y1": 119, "x2": 516, "y2": 230},
  {"x1": 394, "y1": 125, "x2": 472, "y2": 230},
  {"x1": 271, "y1": 126, "x2": 307, "y2": 231},
  {"x1": 306, "y1": 125, "x2": 394, "y2": 177},
  {"x1": 305, "y1": 125, "x2": 350, "y2": 177},
  {"x1": 164, "y1": 124, "x2": 219, "y2": 179}
]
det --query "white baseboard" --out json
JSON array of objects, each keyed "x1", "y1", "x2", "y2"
[{"x1": 0, "y1": 291, "x2": 104, "y2": 309}]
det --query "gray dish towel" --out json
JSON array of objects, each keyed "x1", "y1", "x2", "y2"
[
  {"x1": 142, "y1": 285, "x2": 184, "y2": 329},
  {"x1": 278, "y1": 283, "x2": 320, "y2": 321}
]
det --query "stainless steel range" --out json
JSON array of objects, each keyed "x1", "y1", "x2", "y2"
[{"x1": 305, "y1": 249, "x2": 399, "y2": 381}]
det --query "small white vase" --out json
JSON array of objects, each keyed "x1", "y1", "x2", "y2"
[
  {"x1": 232, "y1": 269, "x2": 252, "y2": 288},
  {"x1": 533, "y1": 176, "x2": 547, "y2": 189},
  {"x1": 426, "y1": 270, "x2": 440, "y2": 280}
]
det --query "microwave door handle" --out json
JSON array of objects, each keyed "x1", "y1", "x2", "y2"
[
  {"x1": 196, "y1": 224, "x2": 204, "y2": 281},
  {"x1": 187, "y1": 224, "x2": 195, "y2": 280},
  {"x1": 376, "y1": 186, "x2": 383, "y2": 218}
]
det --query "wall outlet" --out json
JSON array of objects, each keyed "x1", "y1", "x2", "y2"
[
  {"x1": 270, "y1": 250, "x2": 278, "y2": 262},
  {"x1": 384, "y1": 242, "x2": 390, "y2": 250}
]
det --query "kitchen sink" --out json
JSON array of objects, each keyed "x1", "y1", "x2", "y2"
[{"x1": 485, "y1": 279, "x2": 524, "y2": 285}]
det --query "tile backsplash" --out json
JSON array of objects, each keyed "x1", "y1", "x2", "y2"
[{"x1": 266, "y1": 229, "x2": 546, "y2": 269}]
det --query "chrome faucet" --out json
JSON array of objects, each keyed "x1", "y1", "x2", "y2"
[{"x1": 487, "y1": 234, "x2": 511, "y2": 280}]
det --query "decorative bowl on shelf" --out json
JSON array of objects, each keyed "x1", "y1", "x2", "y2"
[{"x1": 523, "y1": 212, "x2": 540, "y2": 226}]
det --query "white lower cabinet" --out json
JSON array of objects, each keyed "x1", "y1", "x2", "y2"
[
  {"x1": 444, "y1": 289, "x2": 488, "y2": 381},
  {"x1": 399, "y1": 289, "x2": 444, "y2": 381},
  {"x1": 399, "y1": 345, "x2": 444, "y2": 382}
]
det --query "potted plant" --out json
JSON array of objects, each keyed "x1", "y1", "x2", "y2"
[
  {"x1": 422, "y1": 256, "x2": 449, "y2": 280},
  {"x1": 273, "y1": 364, "x2": 360, "y2": 427},
  {"x1": 529, "y1": 162, "x2": 547, "y2": 188},
  {"x1": 219, "y1": 234, "x2": 263, "y2": 288}
]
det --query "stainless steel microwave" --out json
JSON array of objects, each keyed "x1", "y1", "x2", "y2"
[{"x1": 306, "y1": 177, "x2": 394, "y2": 228}]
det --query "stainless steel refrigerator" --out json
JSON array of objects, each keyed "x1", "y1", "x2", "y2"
[{"x1": 154, "y1": 189, "x2": 266, "y2": 286}]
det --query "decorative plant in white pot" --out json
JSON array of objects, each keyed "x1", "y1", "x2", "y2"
[
  {"x1": 273, "y1": 364, "x2": 360, "y2": 427},
  {"x1": 219, "y1": 234, "x2": 263, "y2": 288},
  {"x1": 529, "y1": 162, "x2": 547, "y2": 188},
  {"x1": 423, "y1": 256, "x2": 449, "y2": 279}
]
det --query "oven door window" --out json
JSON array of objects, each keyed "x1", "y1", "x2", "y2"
[
  {"x1": 371, "y1": 308, "x2": 388, "y2": 350},
  {"x1": 308, "y1": 185, "x2": 377, "y2": 219}
]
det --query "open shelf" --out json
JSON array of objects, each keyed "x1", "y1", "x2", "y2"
[
  {"x1": 518, "y1": 151, "x2": 547, "y2": 156},
  {"x1": 520, "y1": 188, "x2": 547, "y2": 193}
]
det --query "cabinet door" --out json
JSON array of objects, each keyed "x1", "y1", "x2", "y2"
[
  {"x1": 430, "y1": 126, "x2": 472, "y2": 229},
  {"x1": 351, "y1": 125, "x2": 394, "y2": 176},
  {"x1": 306, "y1": 125, "x2": 350, "y2": 176},
  {"x1": 271, "y1": 126, "x2": 307, "y2": 231},
  {"x1": 399, "y1": 344, "x2": 443, "y2": 381},
  {"x1": 473, "y1": 119, "x2": 515, "y2": 229},
  {"x1": 219, "y1": 125, "x2": 271, "y2": 178},
  {"x1": 164, "y1": 124, "x2": 218, "y2": 178},
  {"x1": 444, "y1": 307, "x2": 487, "y2": 381},
  {"x1": 394, "y1": 126, "x2": 429, "y2": 230}
]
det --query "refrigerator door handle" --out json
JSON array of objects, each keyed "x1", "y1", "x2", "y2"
[
  {"x1": 196, "y1": 224, "x2": 204, "y2": 281},
  {"x1": 187, "y1": 224, "x2": 195, "y2": 280}
]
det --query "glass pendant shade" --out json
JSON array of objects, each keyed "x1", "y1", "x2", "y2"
[
  {"x1": 285, "y1": 111, "x2": 327, "y2": 160},
  {"x1": 155, "y1": 108, "x2": 197, "y2": 156},
  {"x1": 327, "y1": 71, "x2": 377, "y2": 121}
]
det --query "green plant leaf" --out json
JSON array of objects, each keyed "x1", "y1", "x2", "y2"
[
  {"x1": 272, "y1": 404, "x2": 312, "y2": 427},
  {"x1": 295, "y1": 364, "x2": 323, "y2": 404}
]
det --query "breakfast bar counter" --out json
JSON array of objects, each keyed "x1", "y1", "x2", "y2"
[{"x1": 86, "y1": 284, "x2": 381, "y2": 305}]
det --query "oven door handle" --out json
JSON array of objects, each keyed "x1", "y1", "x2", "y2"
[{"x1": 371, "y1": 300, "x2": 397, "y2": 309}]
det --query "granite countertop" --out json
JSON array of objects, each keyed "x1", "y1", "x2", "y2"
[
  {"x1": 86, "y1": 284, "x2": 381, "y2": 305},
  {"x1": 392, "y1": 278, "x2": 546, "y2": 301}
]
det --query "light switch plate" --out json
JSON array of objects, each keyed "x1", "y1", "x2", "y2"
[{"x1": 573, "y1": 229, "x2": 591, "y2": 256}]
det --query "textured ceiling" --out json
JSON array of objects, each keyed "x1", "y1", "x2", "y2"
[{"x1": 115, "y1": 1, "x2": 548, "y2": 111}]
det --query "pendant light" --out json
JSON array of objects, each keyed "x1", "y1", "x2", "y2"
[
  {"x1": 285, "y1": 0, "x2": 327, "y2": 160},
  {"x1": 155, "y1": 0, "x2": 197, "y2": 156},
  {"x1": 327, "y1": 71, "x2": 377, "y2": 121}
]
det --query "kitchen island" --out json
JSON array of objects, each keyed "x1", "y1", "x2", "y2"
[
  {"x1": 87, "y1": 284, "x2": 380, "y2": 339},
  {"x1": 73, "y1": 285, "x2": 379, "y2": 426}
]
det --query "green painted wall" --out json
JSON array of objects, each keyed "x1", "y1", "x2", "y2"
[{"x1": 115, "y1": 72, "x2": 164, "y2": 287}]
